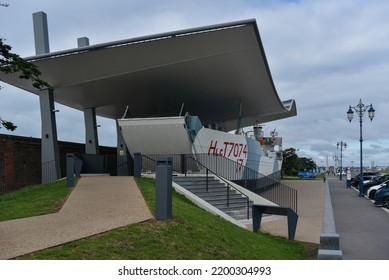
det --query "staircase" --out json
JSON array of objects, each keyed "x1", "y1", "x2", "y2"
[{"x1": 173, "y1": 176, "x2": 252, "y2": 220}]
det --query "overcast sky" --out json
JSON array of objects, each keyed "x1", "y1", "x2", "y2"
[{"x1": 1, "y1": 0, "x2": 389, "y2": 168}]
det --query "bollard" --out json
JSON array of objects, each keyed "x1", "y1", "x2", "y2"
[{"x1": 155, "y1": 157, "x2": 173, "y2": 220}]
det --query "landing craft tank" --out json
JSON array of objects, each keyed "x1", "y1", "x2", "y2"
[{"x1": 117, "y1": 114, "x2": 282, "y2": 178}]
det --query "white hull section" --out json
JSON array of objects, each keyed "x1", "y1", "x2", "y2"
[{"x1": 118, "y1": 115, "x2": 282, "y2": 177}]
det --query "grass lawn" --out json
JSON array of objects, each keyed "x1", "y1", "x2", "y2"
[
  {"x1": 0, "y1": 179, "x2": 72, "y2": 222},
  {"x1": 1, "y1": 177, "x2": 315, "y2": 259}
]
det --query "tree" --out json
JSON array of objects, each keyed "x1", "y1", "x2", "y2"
[
  {"x1": 0, "y1": 39, "x2": 49, "y2": 90},
  {"x1": 282, "y1": 147, "x2": 299, "y2": 176},
  {"x1": 282, "y1": 147, "x2": 317, "y2": 176},
  {"x1": 1, "y1": 4, "x2": 50, "y2": 130},
  {"x1": 298, "y1": 156, "x2": 316, "y2": 171}
]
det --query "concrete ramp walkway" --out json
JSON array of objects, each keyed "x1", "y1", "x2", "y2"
[
  {"x1": 0, "y1": 176, "x2": 153, "y2": 259},
  {"x1": 260, "y1": 179, "x2": 325, "y2": 244}
]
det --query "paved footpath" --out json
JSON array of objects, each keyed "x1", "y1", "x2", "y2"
[
  {"x1": 3, "y1": 176, "x2": 387, "y2": 260},
  {"x1": 0, "y1": 176, "x2": 153, "y2": 260},
  {"x1": 260, "y1": 179, "x2": 325, "y2": 245},
  {"x1": 328, "y1": 178, "x2": 389, "y2": 260}
]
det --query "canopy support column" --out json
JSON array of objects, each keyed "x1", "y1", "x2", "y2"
[
  {"x1": 40, "y1": 89, "x2": 61, "y2": 183},
  {"x1": 116, "y1": 121, "x2": 132, "y2": 175},
  {"x1": 84, "y1": 108, "x2": 99, "y2": 154},
  {"x1": 33, "y1": 11, "x2": 60, "y2": 183}
]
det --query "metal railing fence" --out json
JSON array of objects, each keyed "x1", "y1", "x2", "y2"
[
  {"x1": 140, "y1": 154, "x2": 251, "y2": 219},
  {"x1": 139, "y1": 153, "x2": 297, "y2": 213}
]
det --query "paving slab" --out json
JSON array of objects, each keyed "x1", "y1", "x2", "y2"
[
  {"x1": 328, "y1": 178, "x2": 389, "y2": 260},
  {"x1": 259, "y1": 179, "x2": 325, "y2": 244}
]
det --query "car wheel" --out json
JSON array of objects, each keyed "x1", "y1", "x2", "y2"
[
  {"x1": 369, "y1": 190, "x2": 376, "y2": 200},
  {"x1": 383, "y1": 197, "x2": 389, "y2": 209}
]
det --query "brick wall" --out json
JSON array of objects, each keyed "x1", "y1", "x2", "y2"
[{"x1": 0, "y1": 134, "x2": 117, "y2": 194}]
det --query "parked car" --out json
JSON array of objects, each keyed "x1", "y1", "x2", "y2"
[
  {"x1": 374, "y1": 185, "x2": 389, "y2": 209},
  {"x1": 351, "y1": 171, "x2": 381, "y2": 187},
  {"x1": 297, "y1": 171, "x2": 316, "y2": 179},
  {"x1": 367, "y1": 180, "x2": 389, "y2": 199},
  {"x1": 363, "y1": 174, "x2": 389, "y2": 194}
]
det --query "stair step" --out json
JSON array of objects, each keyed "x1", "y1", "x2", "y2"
[
  {"x1": 173, "y1": 176, "x2": 215, "y2": 182},
  {"x1": 174, "y1": 181, "x2": 221, "y2": 186},
  {"x1": 179, "y1": 183, "x2": 225, "y2": 189},
  {"x1": 197, "y1": 194, "x2": 244, "y2": 200},
  {"x1": 217, "y1": 203, "x2": 251, "y2": 211},
  {"x1": 209, "y1": 198, "x2": 248, "y2": 206},
  {"x1": 173, "y1": 176, "x2": 252, "y2": 221},
  {"x1": 225, "y1": 211, "x2": 251, "y2": 220},
  {"x1": 186, "y1": 188, "x2": 229, "y2": 193}
]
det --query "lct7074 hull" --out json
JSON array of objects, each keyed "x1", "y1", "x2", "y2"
[{"x1": 117, "y1": 114, "x2": 282, "y2": 178}]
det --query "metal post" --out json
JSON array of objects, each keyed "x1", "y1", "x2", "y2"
[
  {"x1": 180, "y1": 154, "x2": 186, "y2": 175},
  {"x1": 359, "y1": 114, "x2": 364, "y2": 197},
  {"x1": 155, "y1": 157, "x2": 173, "y2": 220},
  {"x1": 347, "y1": 99, "x2": 375, "y2": 197},
  {"x1": 340, "y1": 147, "x2": 343, "y2": 180},
  {"x1": 337, "y1": 141, "x2": 347, "y2": 181},
  {"x1": 227, "y1": 186, "x2": 230, "y2": 207},
  {"x1": 206, "y1": 169, "x2": 209, "y2": 191}
]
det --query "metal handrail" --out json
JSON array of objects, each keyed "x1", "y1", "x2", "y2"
[
  {"x1": 141, "y1": 154, "x2": 251, "y2": 219},
  {"x1": 189, "y1": 153, "x2": 297, "y2": 213},
  {"x1": 185, "y1": 155, "x2": 251, "y2": 218},
  {"x1": 139, "y1": 153, "x2": 297, "y2": 214}
]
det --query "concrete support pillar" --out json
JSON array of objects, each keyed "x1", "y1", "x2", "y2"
[
  {"x1": 84, "y1": 108, "x2": 99, "y2": 154},
  {"x1": 33, "y1": 11, "x2": 60, "y2": 183},
  {"x1": 77, "y1": 37, "x2": 100, "y2": 155},
  {"x1": 77, "y1": 37, "x2": 90, "y2": 47},
  {"x1": 116, "y1": 121, "x2": 131, "y2": 175},
  {"x1": 33, "y1": 12, "x2": 50, "y2": 55},
  {"x1": 40, "y1": 89, "x2": 61, "y2": 183}
]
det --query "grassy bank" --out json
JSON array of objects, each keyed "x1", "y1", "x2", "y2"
[
  {"x1": 0, "y1": 179, "x2": 72, "y2": 222},
  {"x1": 1, "y1": 177, "x2": 314, "y2": 259}
]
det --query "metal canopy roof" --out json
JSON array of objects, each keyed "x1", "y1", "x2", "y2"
[{"x1": 0, "y1": 19, "x2": 296, "y2": 132}]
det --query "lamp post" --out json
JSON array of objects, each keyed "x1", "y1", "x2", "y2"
[
  {"x1": 337, "y1": 141, "x2": 347, "y2": 180},
  {"x1": 347, "y1": 99, "x2": 375, "y2": 197},
  {"x1": 333, "y1": 155, "x2": 339, "y2": 176}
]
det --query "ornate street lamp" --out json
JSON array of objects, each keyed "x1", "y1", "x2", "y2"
[
  {"x1": 337, "y1": 141, "x2": 347, "y2": 180},
  {"x1": 347, "y1": 99, "x2": 375, "y2": 197},
  {"x1": 333, "y1": 155, "x2": 339, "y2": 176}
]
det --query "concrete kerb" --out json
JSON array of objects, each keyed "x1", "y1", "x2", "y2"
[{"x1": 318, "y1": 180, "x2": 343, "y2": 260}]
